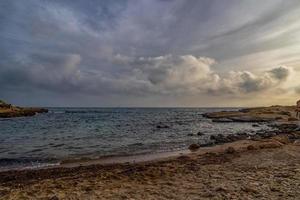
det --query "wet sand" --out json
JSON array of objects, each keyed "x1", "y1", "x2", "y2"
[{"x1": 0, "y1": 133, "x2": 300, "y2": 200}]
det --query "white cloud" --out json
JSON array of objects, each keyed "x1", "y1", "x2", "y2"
[{"x1": 107, "y1": 54, "x2": 293, "y2": 96}]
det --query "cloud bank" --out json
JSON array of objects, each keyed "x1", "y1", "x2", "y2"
[
  {"x1": 0, "y1": 53, "x2": 293, "y2": 98},
  {"x1": 0, "y1": 0, "x2": 299, "y2": 106}
]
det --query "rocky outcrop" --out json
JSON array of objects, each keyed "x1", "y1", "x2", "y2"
[
  {"x1": 0, "y1": 100, "x2": 48, "y2": 118},
  {"x1": 203, "y1": 105, "x2": 297, "y2": 123}
]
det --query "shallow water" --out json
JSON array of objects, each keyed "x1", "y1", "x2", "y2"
[{"x1": 0, "y1": 107, "x2": 272, "y2": 170}]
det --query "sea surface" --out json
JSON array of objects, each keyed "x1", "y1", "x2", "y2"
[{"x1": 0, "y1": 108, "x2": 273, "y2": 171}]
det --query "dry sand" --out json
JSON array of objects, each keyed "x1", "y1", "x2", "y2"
[{"x1": 0, "y1": 134, "x2": 299, "y2": 200}]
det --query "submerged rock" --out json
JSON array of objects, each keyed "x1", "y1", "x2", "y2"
[
  {"x1": 210, "y1": 134, "x2": 230, "y2": 144},
  {"x1": 156, "y1": 124, "x2": 170, "y2": 129},
  {"x1": 197, "y1": 131, "x2": 205, "y2": 136},
  {"x1": 212, "y1": 118, "x2": 233, "y2": 123}
]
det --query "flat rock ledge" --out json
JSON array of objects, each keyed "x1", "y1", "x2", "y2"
[{"x1": 203, "y1": 105, "x2": 296, "y2": 123}]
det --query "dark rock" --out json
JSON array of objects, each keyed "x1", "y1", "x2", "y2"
[
  {"x1": 188, "y1": 143, "x2": 200, "y2": 151},
  {"x1": 247, "y1": 145, "x2": 257, "y2": 150},
  {"x1": 288, "y1": 117, "x2": 298, "y2": 122},
  {"x1": 229, "y1": 116, "x2": 274, "y2": 123},
  {"x1": 278, "y1": 111, "x2": 291, "y2": 116},
  {"x1": 215, "y1": 186, "x2": 228, "y2": 192},
  {"x1": 197, "y1": 131, "x2": 205, "y2": 136},
  {"x1": 252, "y1": 124, "x2": 259, "y2": 127},
  {"x1": 49, "y1": 196, "x2": 59, "y2": 200},
  {"x1": 210, "y1": 134, "x2": 230, "y2": 144},
  {"x1": 156, "y1": 124, "x2": 170, "y2": 129},
  {"x1": 256, "y1": 131, "x2": 276, "y2": 139},
  {"x1": 272, "y1": 123, "x2": 298, "y2": 133},
  {"x1": 199, "y1": 142, "x2": 214, "y2": 147}
]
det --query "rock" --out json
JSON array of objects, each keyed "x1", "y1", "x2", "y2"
[
  {"x1": 225, "y1": 146, "x2": 236, "y2": 154},
  {"x1": 156, "y1": 124, "x2": 170, "y2": 129},
  {"x1": 197, "y1": 131, "x2": 205, "y2": 136},
  {"x1": 229, "y1": 116, "x2": 274, "y2": 123},
  {"x1": 177, "y1": 155, "x2": 191, "y2": 160},
  {"x1": 247, "y1": 145, "x2": 257, "y2": 150},
  {"x1": 188, "y1": 143, "x2": 200, "y2": 151},
  {"x1": 199, "y1": 142, "x2": 214, "y2": 147},
  {"x1": 288, "y1": 117, "x2": 298, "y2": 122},
  {"x1": 278, "y1": 111, "x2": 291, "y2": 116},
  {"x1": 252, "y1": 124, "x2": 259, "y2": 127},
  {"x1": 227, "y1": 134, "x2": 247, "y2": 141},
  {"x1": 187, "y1": 133, "x2": 194, "y2": 136},
  {"x1": 210, "y1": 134, "x2": 242, "y2": 144},
  {"x1": 49, "y1": 196, "x2": 59, "y2": 200},
  {"x1": 0, "y1": 100, "x2": 48, "y2": 118},
  {"x1": 272, "y1": 123, "x2": 298, "y2": 133},
  {"x1": 215, "y1": 186, "x2": 227, "y2": 192},
  {"x1": 288, "y1": 133, "x2": 300, "y2": 141},
  {"x1": 203, "y1": 111, "x2": 244, "y2": 119},
  {"x1": 210, "y1": 134, "x2": 228, "y2": 144},
  {"x1": 255, "y1": 130, "x2": 277, "y2": 138},
  {"x1": 212, "y1": 118, "x2": 233, "y2": 123}
]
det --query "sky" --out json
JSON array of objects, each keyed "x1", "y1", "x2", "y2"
[{"x1": 0, "y1": 0, "x2": 300, "y2": 107}]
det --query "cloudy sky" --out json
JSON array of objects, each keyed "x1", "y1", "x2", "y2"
[{"x1": 1, "y1": 0, "x2": 300, "y2": 107}]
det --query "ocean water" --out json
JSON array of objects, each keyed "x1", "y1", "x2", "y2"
[{"x1": 0, "y1": 108, "x2": 272, "y2": 170}]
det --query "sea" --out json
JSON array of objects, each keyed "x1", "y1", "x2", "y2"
[{"x1": 0, "y1": 107, "x2": 273, "y2": 171}]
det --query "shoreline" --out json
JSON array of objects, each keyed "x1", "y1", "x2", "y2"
[
  {"x1": 0, "y1": 149, "x2": 191, "y2": 173},
  {"x1": 1, "y1": 132, "x2": 299, "y2": 199},
  {"x1": 1, "y1": 131, "x2": 299, "y2": 180},
  {"x1": 1, "y1": 105, "x2": 300, "y2": 199}
]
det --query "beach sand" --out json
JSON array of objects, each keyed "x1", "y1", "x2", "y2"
[{"x1": 0, "y1": 134, "x2": 299, "y2": 200}]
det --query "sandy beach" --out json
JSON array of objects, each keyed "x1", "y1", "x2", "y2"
[{"x1": 0, "y1": 134, "x2": 300, "y2": 199}]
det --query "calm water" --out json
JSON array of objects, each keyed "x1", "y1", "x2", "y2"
[{"x1": 0, "y1": 108, "x2": 272, "y2": 170}]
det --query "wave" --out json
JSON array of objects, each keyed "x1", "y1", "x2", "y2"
[{"x1": 0, "y1": 158, "x2": 59, "y2": 169}]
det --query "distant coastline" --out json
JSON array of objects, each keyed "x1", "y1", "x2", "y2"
[{"x1": 0, "y1": 100, "x2": 48, "y2": 118}]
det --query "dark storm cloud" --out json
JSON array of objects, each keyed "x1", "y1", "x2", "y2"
[
  {"x1": 0, "y1": 0, "x2": 299, "y2": 106},
  {"x1": 268, "y1": 66, "x2": 291, "y2": 81}
]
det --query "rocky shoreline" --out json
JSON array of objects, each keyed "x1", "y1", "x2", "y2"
[
  {"x1": 0, "y1": 105, "x2": 299, "y2": 199},
  {"x1": 202, "y1": 105, "x2": 297, "y2": 123},
  {"x1": 186, "y1": 105, "x2": 299, "y2": 151},
  {"x1": 0, "y1": 100, "x2": 48, "y2": 118}
]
